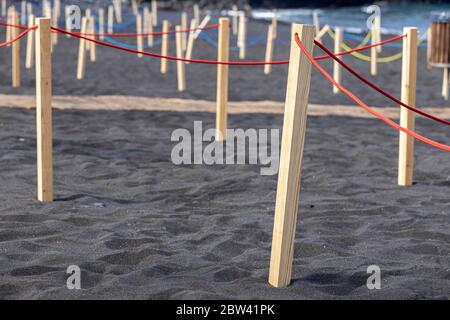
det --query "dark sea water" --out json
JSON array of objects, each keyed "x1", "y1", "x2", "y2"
[{"x1": 253, "y1": 3, "x2": 450, "y2": 36}]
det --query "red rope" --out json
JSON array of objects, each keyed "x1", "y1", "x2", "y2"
[
  {"x1": 314, "y1": 39, "x2": 450, "y2": 126},
  {"x1": 52, "y1": 26, "x2": 290, "y2": 65},
  {"x1": 77, "y1": 23, "x2": 220, "y2": 37},
  {"x1": 295, "y1": 33, "x2": 450, "y2": 152},
  {"x1": 0, "y1": 21, "x2": 29, "y2": 30},
  {"x1": 0, "y1": 26, "x2": 36, "y2": 47},
  {"x1": 314, "y1": 34, "x2": 406, "y2": 60}
]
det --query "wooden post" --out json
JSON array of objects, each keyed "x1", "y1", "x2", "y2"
[
  {"x1": 51, "y1": 0, "x2": 59, "y2": 45},
  {"x1": 35, "y1": 18, "x2": 53, "y2": 202},
  {"x1": 215, "y1": 18, "x2": 230, "y2": 141},
  {"x1": 315, "y1": 24, "x2": 329, "y2": 42},
  {"x1": 271, "y1": 9, "x2": 277, "y2": 39},
  {"x1": 442, "y1": 68, "x2": 449, "y2": 100},
  {"x1": 160, "y1": 20, "x2": 169, "y2": 74},
  {"x1": 175, "y1": 25, "x2": 186, "y2": 92},
  {"x1": 312, "y1": 10, "x2": 320, "y2": 35},
  {"x1": 181, "y1": 11, "x2": 188, "y2": 52},
  {"x1": 238, "y1": 13, "x2": 246, "y2": 60},
  {"x1": 144, "y1": 6, "x2": 153, "y2": 47},
  {"x1": 107, "y1": 5, "x2": 114, "y2": 34},
  {"x1": 264, "y1": 24, "x2": 274, "y2": 75},
  {"x1": 371, "y1": 23, "x2": 377, "y2": 76},
  {"x1": 6, "y1": 6, "x2": 12, "y2": 45},
  {"x1": 375, "y1": 14, "x2": 382, "y2": 53},
  {"x1": 136, "y1": 13, "x2": 143, "y2": 58},
  {"x1": 89, "y1": 15, "x2": 96, "y2": 62},
  {"x1": 268, "y1": 24, "x2": 315, "y2": 288},
  {"x1": 76, "y1": 16, "x2": 87, "y2": 80},
  {"x1": 25, "y1": 14, "x2": 35, "y2": 69},
  {"x1": 333, "y1": 27, "x2": 342, "y2": 94},
  {"x1": 98, "y1": 8, "x2": 105, "y2": 40},
  {"x1": 85, "y1": 8, "x2": 91, "y2": 52},
  {"x1": 427, "y1": 27, "x2": 431, "y2": 70},
  {"x1": 113, "y1": 0, "x2": 122, "y2": 23},
  {"x1": 12, "y1": 11, "x2": 20, "y2": 88},
  {"x1": 232, "y1": 4, "x2": 238, "y2": 35},
  {"x1": 398, "y1": 27, "x2": 418, "y2": 187},
  {"x1": 151, "y1": 0, "x2": 157, "y2": 27},
  {"x1": 185, "y1": 18, "x2": 197, "y2": 63}
]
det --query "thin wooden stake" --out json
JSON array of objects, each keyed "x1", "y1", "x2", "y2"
[
  {"x1": 398, "y1": 27, "x2": 418, "y2": 187},
  {"x1": 264, "y1": 24, "x2": 274, "y2": 75},
  {"x1": 427, "y1": 27, "x2": 431, "y2": 70},
  {"x1": 312, "y1": 10, "x2": 320, "y2": 35},
  {"x1": 193, "y1": 3, "x2": 199, "y2": 23},
  {"x1": 175, "y1": 25, "x2": 185, "y2": 92},
  {"x1": 52, "y1": 0, "x2": 59, "y2": 45},
  {"x1": 371, "y1": 24, "x2": 377, "y2": 76},
  {"x1": 136, "y1": 13, "x2": 143, "y2": 58},
  {"x1": 89, "y1": 15, "x2": 96, "y2": 62},
  {"x1": 271, "y1": 9, "x2": 277, "y2": 39},
  {"x1": 25, "y1": 14, "x2": 35, "y2": 69},
  {"x1": 160, "y1": 19, "x2": 170, "y2": 74},
  {"x1": 107, "y1": 5, "x2": 114, "y2": 34},
  {"x1": 375, "y1": 15, "x2": 382, "y2": 53},
  {"x1": 35, "y1": 17, "x2": 53, "y2": 202},
  {"x1": 12, "y1": 11, "x2": 20, "y2": 88},
  {"x1": 314, "y1": 24, "x2": 330, "y2": 42},
  {"x1": 215, "y1": 18, "x2": 230, "y2": 141},
  {"x1": 442, "y1": 68, "x2": 449, "y2": 100},
  {"x1": 238, "y1": 13, "x2": 246, "y2": 60},
  {"x1": 98, "y1": 7, "x2": 105, "y2": 40},
  {"x1": 268, "y1": 24, "x2": 315, "y2": 288},
  {"x1": 181, "y1": 11, "x2": 188, "y2": 52},
  {"x1": 151, "y1": 0, "x2": 157, "y2": 27},
  {"x1": 333, "y1": 27, "x2": 342, "y2": 94},
  {"x1": 185, "y1": 18, "x2": 197, "y2": 63},
  {"x1": 76, "y1": 16, "x2": 87, "y2": 80},
  {"x1": 232, "y1": 4, "x2": 238, "y2": 35},
  {"x1": 144, "y1": 6, "x2": 153, "y2": 47}
]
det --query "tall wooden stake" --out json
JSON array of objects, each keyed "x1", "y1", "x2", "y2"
[
  {"x1": 175, "y1": 25, "x2": 186, "y2": 92},
  {"x1": 36, "y1": 18, "x2": 53, "y2": 202},
  {"x1": 76, "y1": 16, "x2": 87, "y2": 79},
  {"x1": 215, "y1": 18, "x2": 230, "y2": 141},
  {"x1": 107, "y1": 5, "x2": 114, "y2": 34},
  {"x1": 89, "y1": 15, "x2": 96, "y2": 62},
  {"x1": 151, "y1": 0, "x2": 157, "y2": 26},
  {"x1": 312, "y1": 10, "x2": 320, "y2": 35},
  {"x1": 238, "y1": 13, "x2": 246, "y2": 60},
  {"x1": 268, "y1": 24, "x2": 315, "y2": 288},
  {"x1": 264, "y1": 24, "x2": 274, "y2": 75},
  {"x1": 371, "y1": 23, "x2": 377, "y2": 76},
  {"x1": 185, "y1": 18, "x2": 197, "y2": 63},
  {"x1": 181, "y1": 11, "x2": 188, "y2": 51},
  {"x1": 398, "y1": 27, "x2": 418, "y2": 187},
  {"x1": 12, "y1": 11, "x2": 20, "y2": 88},
  {"x1": 98, "y1": 7, "x2": 105, "y2": 40},
  {"x1": 25, "y1": 14, "x2": 35, "y2": 69},
  {"x1": 193, "y1": 3, "x2": 199, "y2": 23},
  {"x1": 333, "y1": 27, "x2": 342, "y2": 94},
  {"x1": 160, "y1": 19, "x2": 169, "y2": 74},
  {"x1": 232, "y1": 4, "x2": 238, "y2": 35},
  {"x1": 136, "y1": 13, "x2": 143, "y2": 57},
  {"x1": 271, "y1": 9, "x2": 277, "y2": 39}
]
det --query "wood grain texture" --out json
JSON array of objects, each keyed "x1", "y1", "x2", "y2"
[{"x1": 215, "y1": 18, "x2": 230, "y2": 141}]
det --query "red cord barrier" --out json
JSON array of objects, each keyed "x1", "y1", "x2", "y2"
[
  {"x1": 314, "y1": 39, "x2": 450, "y2": 126},
  {"x1": 295, "y1": 33, "x2": 450, "y2": 152},
  {"x1": 0, "y1": 26, "x2": 36, "y2": 47},
  {"x1": 78, "y1": 23, "x2": 220, "y2": 37},
  {"x1": 314, "y1": 34, "x2": 405, "y2": 60},
  {"x1": 52, "y1": 26, "x2": 290, "y2": 65},
  {"x1": 0, "y1": 21, "x2": 29, "y2": 30}
]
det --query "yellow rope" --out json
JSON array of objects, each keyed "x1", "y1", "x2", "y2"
[{"x1": 327, "y1": 28, "x2": 403, "y2": 63}]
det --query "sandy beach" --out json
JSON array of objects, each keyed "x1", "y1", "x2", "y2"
[{"x1": 0, "y1": 10, "x2": 449, "y2": 299}]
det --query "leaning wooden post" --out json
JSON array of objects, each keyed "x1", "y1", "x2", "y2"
[
  {"x1": 185, "y1": 18, "x2": 197, "y2": 63},
  {"x1": 98, "y1": 7, "x2": 105, "y2": 40},
  {"x1": 215, "y1": 18, "x2": 230, "y2": 141},
  {"x1": 264, "y1": 24, "x2": 274, "y2": 75},
  {"x1": 136, "y1": 13, "x2": 143, "y2": 58},
  {"x1": 333, "y1": 27, "x2": 342, "y2": 94},
  {"x1": 160, "y1": 19, "x2": 170, "y2": 74},
  {"x1": 175, "y1": 25, "x2": 186, "y2": 92},
  {"x1": 35, "y1": 17, "x2": 53, "y2": 202},
  {"x1": 12, "y1": 11, "x2": 21, "y2": 88},
  {"x1": 193, "y1": 3, "x2": 200, "y2": 23},
  {"x1": 370, "y1": 23, "x2": 377, "y2": 76},
  {"x1": 76, "y1": 16, "x2": 87, "y2": 80},
  {"x1": 271, "y1": 9, "x2": 277, "y2": 39},
  {"x1": 25, "y1": 14, "x2": 35, "y2": 69},
  {"x1": 398, "y1": 27, "x2": 418, "y2": 187},
  {"x1": 268, "y1": 24, "x2": 315, "y2": 288}
]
